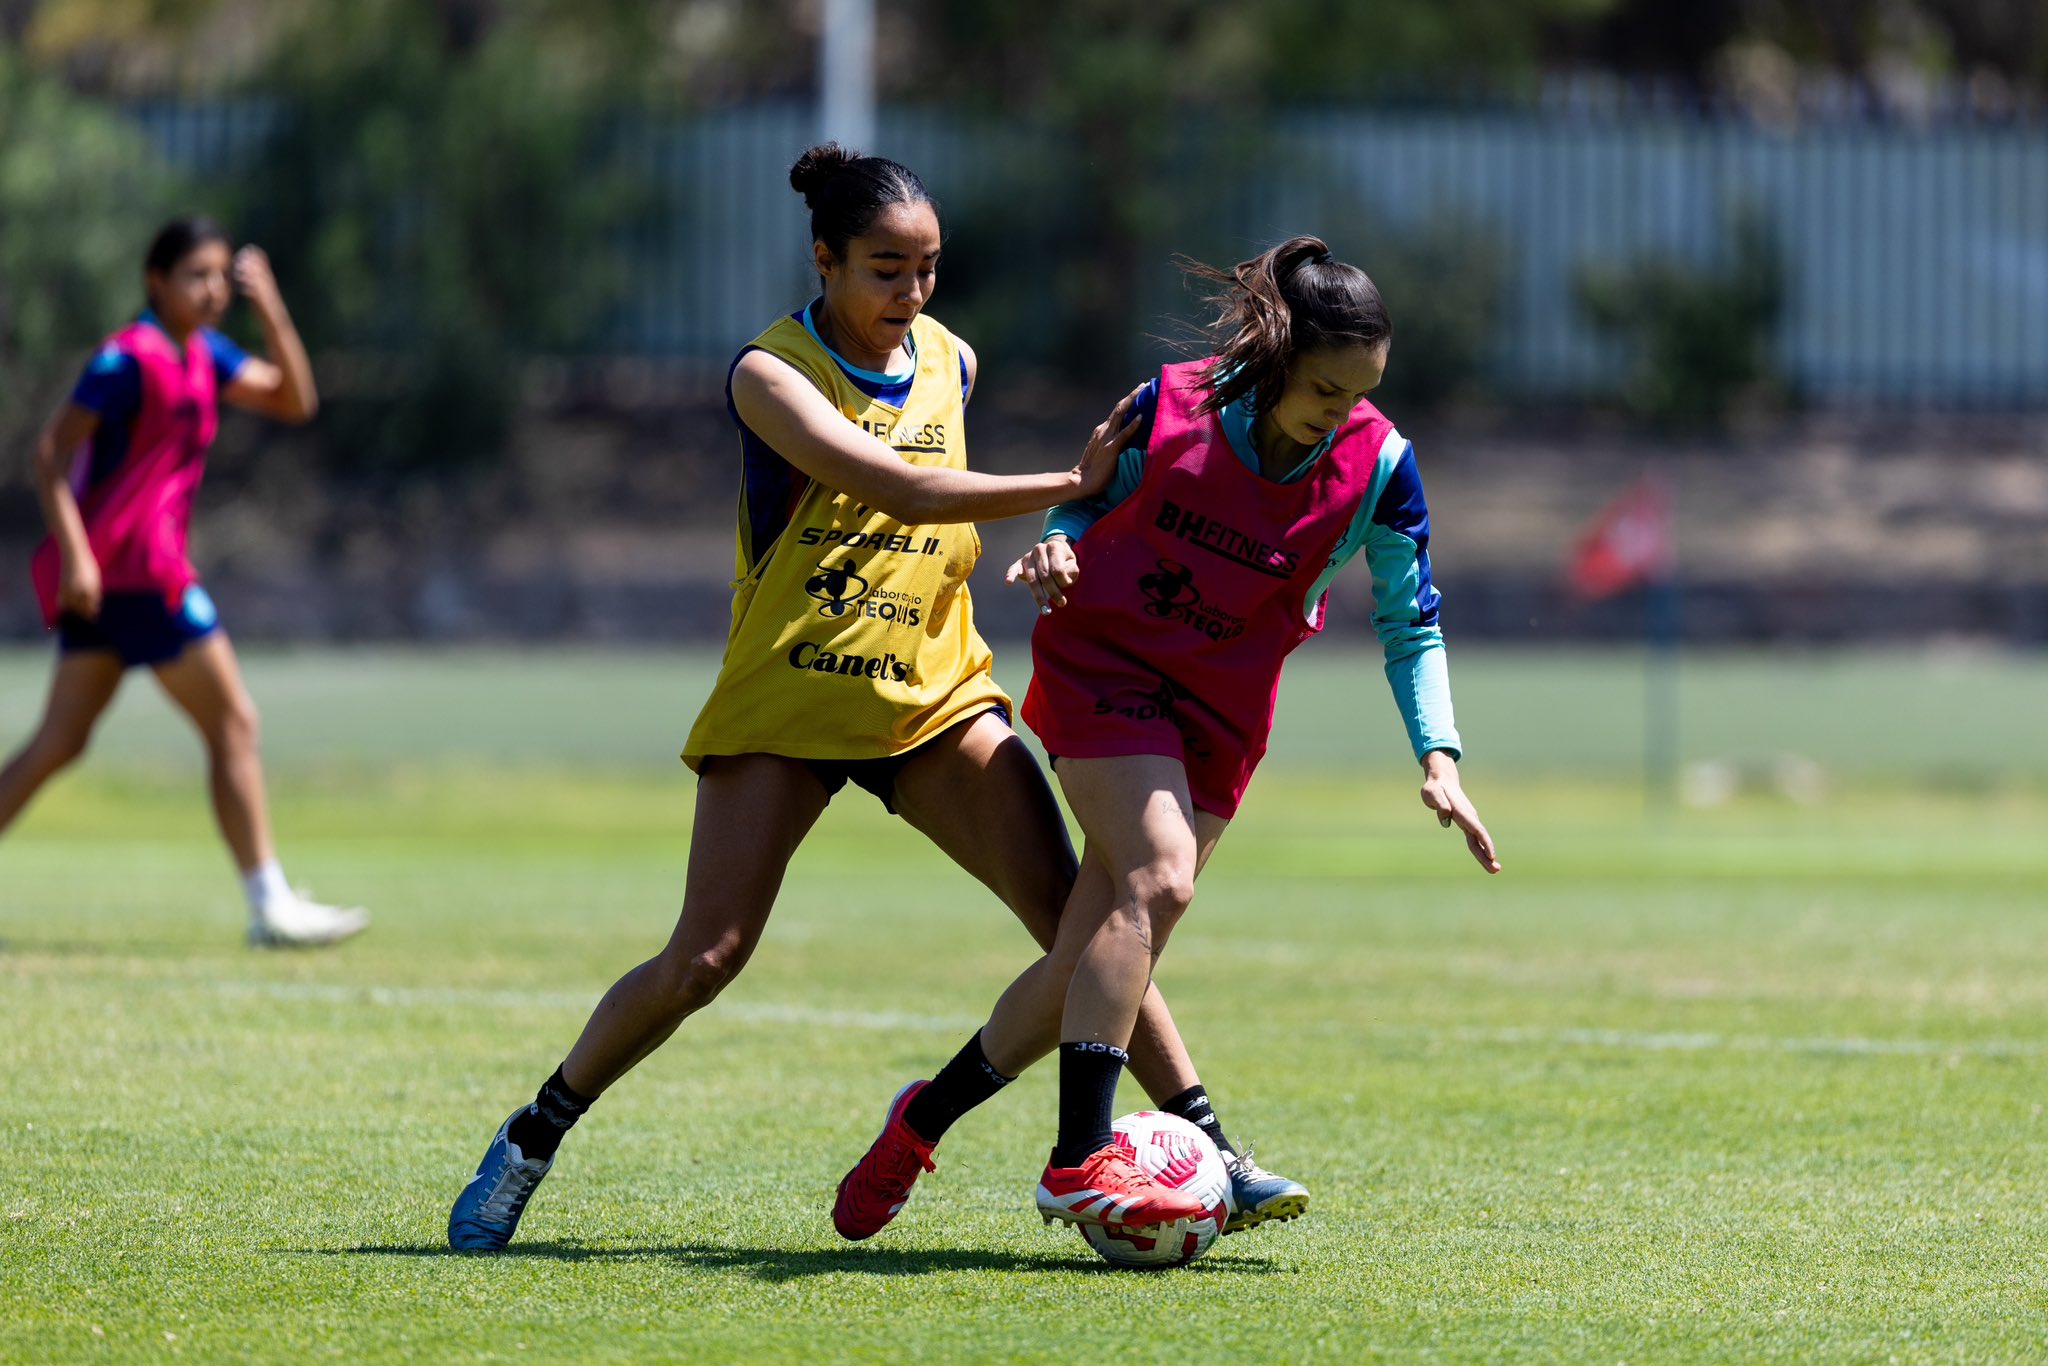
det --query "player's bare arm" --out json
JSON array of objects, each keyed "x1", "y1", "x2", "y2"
[
  {"x1": 221, "y1": 246, "x2": 319, "y2": 425},
  {"x1": 732, "y1": 349, "x2": 1134, "y2": 525},
  {"x1": 31, "y1": 404, "x2": 106, "y2": 620}
]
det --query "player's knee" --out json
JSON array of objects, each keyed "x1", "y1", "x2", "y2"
[
  {"x1": 1013, "y1": 869, "x2": 1077, "y2": 951},
  {"x1": 1129, "y1": 860, "x2": 1196, "y2": 928},
  {"x1": 659, "y1": 945, "x2": 743, "y2": 1014},
  {"x1": 28, "y1": 724, "x2": 91, "y2": 774},
  {"x1": 975, "y1": 841, "x2": 1076, "y2": 953},
  {"x1": 214, "y1": 697, "x2": 260, "y2": 754}
]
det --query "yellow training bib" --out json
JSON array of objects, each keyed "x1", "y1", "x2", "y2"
[{"x1": 683, "y1": 311, "x2": 1008, "y2": 768}]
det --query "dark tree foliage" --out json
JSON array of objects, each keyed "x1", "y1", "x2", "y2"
[
  {"x1": 230, "y1": 0, "x2": 645, "y2": 481},
  {"x1": 1577, "y1": 208, "x2": 1787, "y2": 429},
  {"x1": 0, "y1": 49, "x2": 179, "y2": 471}
]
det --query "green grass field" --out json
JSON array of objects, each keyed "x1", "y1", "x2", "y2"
[{"x1": 3, "y1": 647, "x2": 2045, "y2": 1363}]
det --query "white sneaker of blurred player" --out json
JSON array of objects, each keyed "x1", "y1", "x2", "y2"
[
  {"x1": 243, "y1": 859, "x2": 367, "y2": 947},
  {"x1": 248, "y1": 890, "x2": 369, "y2": 947}
]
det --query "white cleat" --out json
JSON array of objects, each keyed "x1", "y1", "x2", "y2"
[{"x1": 249, "y1": 893, "x2": 369, "y2": 948}]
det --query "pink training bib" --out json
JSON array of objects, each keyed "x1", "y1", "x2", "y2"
[
  {"x1": 1022, "y1": 360, "x2": 1391, "y2": 815},
  {"x1": 32, "y1": 321, "x2": 222, "y2": 626}
]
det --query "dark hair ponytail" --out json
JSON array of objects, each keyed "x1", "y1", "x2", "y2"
[
  {"x1": 789, "y1": 142, "x2": 937, "y2": 275},
  {"x1": 1178, "y1": 235, "x2": 1391, "y2": 417},
  {"x1": 144, "y1": 215, "x2": 231, "y2": 275}
]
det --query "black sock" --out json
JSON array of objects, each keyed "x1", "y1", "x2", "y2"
[
  {"x1": 506, "y1": 1065, "x2": 595, "y2": 1162},
  {"x1": 1051, "y1": 1042, "x2": 1127, "y2": 1168},
  {"x1": 1159, "y1": 1081, "x2": 1238, "y2": 1159},
  {"x1": 901, "y1": 1030, "x2": 1013, "y2": 1143}
]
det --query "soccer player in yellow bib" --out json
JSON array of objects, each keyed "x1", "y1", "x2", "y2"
[{"x1": 448, "y1": 143, "x2": 1306, "y2": 1251}]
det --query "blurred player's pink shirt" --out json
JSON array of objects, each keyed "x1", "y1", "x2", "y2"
[{"x1": 31, "y1": 316, "x2": 245, "y2": 626}]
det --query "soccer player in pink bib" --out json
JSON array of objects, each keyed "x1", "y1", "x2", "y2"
[
  {"x1": 842, "y1": 235, "x2": 1500, "y2": 1232},
  {"x1": 0, "y1": 216, "x2": 366, "y2": 947}
]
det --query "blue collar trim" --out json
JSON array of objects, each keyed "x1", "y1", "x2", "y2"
[{"x1": 802, "y1": 299, "x2": 915, "y2": 385}]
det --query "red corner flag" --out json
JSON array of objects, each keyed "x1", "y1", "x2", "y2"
[{"x1": 1568, "y1": 472, "x2": 1674, "y2": 600}]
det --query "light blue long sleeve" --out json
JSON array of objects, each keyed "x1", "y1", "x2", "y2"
[
  {"x1": 1042, "y1": 447, "x2": 1146, "y2": 542},
  {"x1": 1364, "y1": 518, "x2": 1461, "y2": 761}
]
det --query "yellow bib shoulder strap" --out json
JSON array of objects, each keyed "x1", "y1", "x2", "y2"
[{"x1": 746, "y1": 314, "x2": 857, "y2": 411}]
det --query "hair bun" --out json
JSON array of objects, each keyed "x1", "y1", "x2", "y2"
[
  {"x1": 790, "y1": 142, "x2": 860, "y2": 204},
  {"x1": 1277, "y1": 234, "x2": 1332, "y2": 277}
]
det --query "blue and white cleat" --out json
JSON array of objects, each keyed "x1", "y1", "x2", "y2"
[
  {"x1": 1222, "y1": 1146, "x2": 1310, "y2": 1234},
  {"x1": 448, "y1": 1110, "x2": 553, "y2": 1252}
]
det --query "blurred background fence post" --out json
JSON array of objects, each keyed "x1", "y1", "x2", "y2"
[{"x1": 819, "y1": 0, "x2": 875, "y2": 150}]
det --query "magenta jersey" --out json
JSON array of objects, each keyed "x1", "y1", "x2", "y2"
[
  {"x1": 1022, "y1": 360, "x2": 1392, "y2": 815},
  {"x1": 31, "y1": 317, "x2": 244, "y2": 626}
]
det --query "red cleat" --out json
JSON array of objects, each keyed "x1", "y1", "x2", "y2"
[
  {"x1": 833, "y1": 1080, "x2": 938, "y2": 1240},
  {"x1": 1035, "y1": 1140, "x2": 1209, "y2": 1229}
]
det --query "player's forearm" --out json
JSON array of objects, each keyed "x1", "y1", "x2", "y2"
[
  {"x1": 252, "y1": 297, "x2": 319, "y2": 422},
  {"x1": 1043, "y1": 447, "x2": 1142, "y2": 543},
  {"x1": 1041, "y1": 506, "x2": 1098, "y2": 542},
  {"x1": 879, "y1": 467, "x2": 1087, "y2": 526},
  {"x1": 1384, "y1": 641, "x2": 1462, "y2": 763}
]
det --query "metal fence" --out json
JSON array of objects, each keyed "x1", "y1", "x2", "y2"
[
  {"x1": 1260, "y1": 111, "x2": 2048, "y2": 405},
  {"x1": 131, "y1": 97, "x2": 2048, "y2": 408}
]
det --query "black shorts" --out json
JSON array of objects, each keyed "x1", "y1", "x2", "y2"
[{"x1": 803, "y1": 703, "x2": 1010, "y2": 814}]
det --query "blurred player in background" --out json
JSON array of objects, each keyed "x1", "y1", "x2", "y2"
[
  {"x1": 0, "y1": 216, "x2": 366, "y2": 948},
  {"x1": 844, "y1": 235, "x2": 1500, "y2": 1233},
  {"x1": 449, "y1": 144, "x2": 1306, "y2": 1252}
]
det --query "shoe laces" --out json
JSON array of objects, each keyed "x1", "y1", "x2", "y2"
[
  {"x1": 1229, "y1": 1143, "x2": 1277, "y2": 1182},
  {"x1": 863, "y1": 1118, "x2": 936, "y2": 1195},
  {"x1": 1082, "y1": 1142, "x2": 1157, "y2": 1190},
  {"x1": 474, "y1": 1154, "x2": 547, "y2": 1224}
]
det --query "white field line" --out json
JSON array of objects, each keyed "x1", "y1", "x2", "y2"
[
  {"x1": 1450, "y1": 1025, "x2": 2048, "y2": 1059},
  {"x1": 224, "y1": 980, "x2": 2046, "y2": 1058},
  {"x1": 21, "y1": 970, "x2": 2044, "y2": 1058},
  {"x1": 205, "y1": 977, "x2": 984, "y2": 1034}
]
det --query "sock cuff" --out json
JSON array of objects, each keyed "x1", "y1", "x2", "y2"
[
  {"x1": 968, "y1": 1030, "x2": 1015, "y2": 1086},
  {"x1": 241, "y1": 860, "x2": 290, "y2": 912},
  {"x1": 1060, "y1": 1041, "x2": 1129, "y2": 1065},
  {"x1": 537, "y1": 1065, "x2": 596, "y2": 1124},
  {"x1": 1158, "y1": 1079, "x2": 1236, "y2": 1157}
]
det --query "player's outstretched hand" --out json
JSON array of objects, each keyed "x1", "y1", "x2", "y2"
[
  {"x1": 1419, "y1": 751, "x2": 1500, "y2": 873},
  {"x1": 232, "y1": 246, "x2": 284, "y2": 313},
  {"x1": 1005, "y1": 535, "x2": 1082, "y2": 614},
  {"x1": 1071, "y1": 384, "x2": 1146, "y2": 499}
]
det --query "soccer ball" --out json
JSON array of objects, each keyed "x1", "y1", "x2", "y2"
[{"x1": 1076, "y1": 1111, "x2": 1232, "y2": 1269}]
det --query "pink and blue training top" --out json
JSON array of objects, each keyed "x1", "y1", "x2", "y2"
[
  {"x1": 1033, "y1": 363, "x2": 1460, "y2": 769},
  {"x1": 30, "y1": 311, "x2": 248, "y2": 626}
]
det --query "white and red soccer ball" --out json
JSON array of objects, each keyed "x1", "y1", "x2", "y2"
[{"x1": 1077, "y1": 1111, "x2": 1232, "y2": 1269}]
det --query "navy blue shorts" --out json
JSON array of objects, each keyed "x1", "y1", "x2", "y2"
[
  {"x1": 802, "y1": 703, "x2": 1011, "y2": 814},
  {"x1": 58, "y1": 586, "x2": 220, "y2": 668}
]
